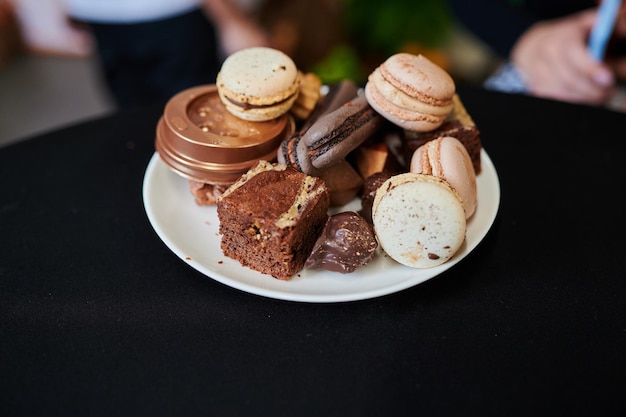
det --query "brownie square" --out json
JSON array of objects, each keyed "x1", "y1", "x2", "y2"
[{"x1": 217, "y1": 161, "x2": 330, "y2": 280}]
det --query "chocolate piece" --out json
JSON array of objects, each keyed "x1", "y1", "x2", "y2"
[
  {"x1": 304, "y1": 211, "x2": 378, "y2": 274},
  {"x1": 403, "y1": 94, "x2": 482, "y2": 173},
  {"x1": 318, "y1": 160, "x2": 364, "y2": 206},
  {"x1": 355, "y1": 129, "x2": 405, "y2": 179},
  {"x1": 359, "y1": 171, "x2": 392, "y2": 224}
]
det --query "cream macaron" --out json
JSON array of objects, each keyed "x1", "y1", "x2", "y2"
[
  {"x1": 217, "y1": 47, "x2": 301, "y2": 122},
  {"x1": 410, "y1": 136, "x2": 477, "y2": 219},
  {"x1": 364, "y1": 53, "x2": 455, "y2": 132},
  {"x1": 372, "y1": 173, "x2": 466, "y2": 268}
]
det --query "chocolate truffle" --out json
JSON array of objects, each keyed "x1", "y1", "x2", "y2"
[{"x1": 304, "y1": 211, "x2": 378, "y2": 274}]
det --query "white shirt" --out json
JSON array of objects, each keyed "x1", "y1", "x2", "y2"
[{"x1": 63, "y1": 0, "x2": 201, "y2": 23}]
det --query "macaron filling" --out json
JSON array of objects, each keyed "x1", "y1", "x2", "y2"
[
  {"x1": 365, "y1": 82, "x2": 443, "y2": 131},
  {"x1": 369, "y1": 69, "x2": 454, "y2": 117},
  {"x1": 216, "y1": 47, "x2": 301, "y2": 121},
  {"x1": 223, "y1": 91, "x2": 298, "y2": 110},
  {"x1": 378, "y1": 53, "x2": 455, "y2": 106}
]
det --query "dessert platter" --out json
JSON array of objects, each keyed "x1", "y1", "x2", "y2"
[
  {"x1": 142, "y1": 149, "x2": 499, "y2": 302},
  {"x1": 142, "y1": 47, "x2": 501, "y2": 302}
]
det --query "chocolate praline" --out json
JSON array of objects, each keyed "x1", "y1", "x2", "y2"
[{"x1": 304, "y1": 211, "x2": 377, "y2": 274}]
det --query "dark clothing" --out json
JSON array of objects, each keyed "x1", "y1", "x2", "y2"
[
  {"x1": 446, "y1": 0, "x2": 597, "y2": 58},
  {"x1": 85, "y1": 8, "x2": 220, "y2": 109}
]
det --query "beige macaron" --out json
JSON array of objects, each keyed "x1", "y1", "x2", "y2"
[
  {"x1": 217, "y1": 47, "x2": 301, "y2": 122},
  {"x1": 410, "y1": 136, "x2": 477, "y2": 219},
  {"x1": 372, "y1": 173, "x2": 466, "y2": 268},
  {"x1": 364, "y1": 53, "x2": 455, "y2": 132}
]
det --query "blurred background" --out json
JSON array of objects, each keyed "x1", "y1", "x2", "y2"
[{"x1": 0, "y1": 0, "x2": 498, "y2": 148}]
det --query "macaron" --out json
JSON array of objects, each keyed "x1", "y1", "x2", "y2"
[
  {"x1": 216, "y1": 47, "x2": 301, "y2": 122},
  {"x1": 372, "y1": 173, "x2": 466, "y2": 268},
  {"x1": 410, "y1": 136, "x2": 477, "y2": 219},
  {"x1": 298, "y1": 93, "x2": 384, "y2": 173},
  {"x1": 364, "y1": 53, "x2": 455, "y2": 132}
]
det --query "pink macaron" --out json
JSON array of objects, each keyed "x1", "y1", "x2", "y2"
[
  {"x1": 365, "y1": 53, "x2": 455, "y2": 132},
  {"x1": 410, "y1": 136, "x2": 477, "y2": 219}
]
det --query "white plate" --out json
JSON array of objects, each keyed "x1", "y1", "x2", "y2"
[{"x1": 142, "y1": 150, "x2": 500, "y2": 303}]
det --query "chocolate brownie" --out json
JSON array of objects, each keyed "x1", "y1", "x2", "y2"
[{"x1": 217, "y1": 161, "x2": 330, "y2": 280}]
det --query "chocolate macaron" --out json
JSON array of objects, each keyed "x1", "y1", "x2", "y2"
[
  {"x1": 299, "y1": 94, "x2": 384, "y2": 173},
  {"x1": 365, "y1": 53, "x2": 455, "y2": 132},
  {"x1": 277, "y1": 80, "x2": 360, "y2": 171}
]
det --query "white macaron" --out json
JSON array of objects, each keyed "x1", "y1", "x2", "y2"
[{"x1": 372, "y1": 173, "x2": 466, "y2": 268}]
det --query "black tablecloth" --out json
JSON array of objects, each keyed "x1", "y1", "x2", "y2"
[{"x1": 1, "y1": 85, "x2": 625, "y2": 416}]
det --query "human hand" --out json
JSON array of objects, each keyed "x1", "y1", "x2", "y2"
[
  {"x1": 202, "y1": 0, "x2": 271, "y2": 56},
  {"x1": 606, "y1": 6, "x2": 626, "y2": 80},
  {"x1": 511, "y1": 8, "x2": 615, "y2": 105},
  {"x1": 218, "y1": 17, "x2": 271, "y2": 56}
]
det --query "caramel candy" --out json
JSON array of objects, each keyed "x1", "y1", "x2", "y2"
[
  {"x1": 188, "y1": 181, "x2": 229, "y2": 206},
  {"x1": 354, "y1": 132, "x2": 404, "y2": 179},
  {"x1": 290, "y1": 72, "x2": 322, "y2": 120}
]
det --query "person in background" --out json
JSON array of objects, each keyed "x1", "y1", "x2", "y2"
[
  {"x1": 447, "y1": 0, "x2": 626, "y2": 109},
  {"x1": 63, "y1": 0, "x2": 271, "y2": 109}
]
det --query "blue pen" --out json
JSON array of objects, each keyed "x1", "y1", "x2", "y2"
[{"x1": 588, "y1": 0, "x2": 623, "y2": 60}]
